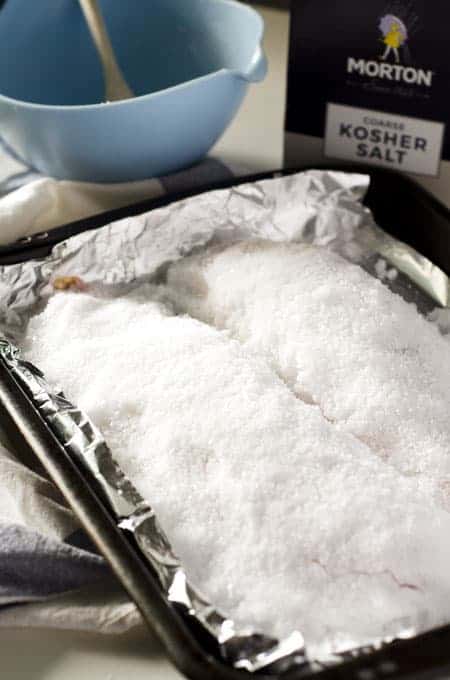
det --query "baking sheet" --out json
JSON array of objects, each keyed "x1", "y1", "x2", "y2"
[{"x1": 0, "y1": 170, "x2": 448, "y2": 674}]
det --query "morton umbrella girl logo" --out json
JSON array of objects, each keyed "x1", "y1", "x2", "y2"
[
  {"x1": 378, "y1": 2, "x2": 419, "y2": 64},
  {"x1": 379, "y1": 16, "x2": 407, "y2": 63}
]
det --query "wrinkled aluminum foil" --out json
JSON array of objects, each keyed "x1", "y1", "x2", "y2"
[{"x1": 0, "y1": 170, "x2": 448, "y2": 674}]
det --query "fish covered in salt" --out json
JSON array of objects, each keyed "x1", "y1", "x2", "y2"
[{"x1": 22, "y1": 274, "x2": 450, "y2": 656}]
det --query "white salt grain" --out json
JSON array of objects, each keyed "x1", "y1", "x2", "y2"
[
  {"x1": 375, "y1": 258, "x2": 388, "y2": 279},
  {"x1": 22, "y1": 262, "x2": 450, "y2": 657},
  {"x1": 374, "y1": 258, "x2": 397, "y2": 282},
  {"x1": 387, "y1": 267, "x2": 398, "y2": 281}
]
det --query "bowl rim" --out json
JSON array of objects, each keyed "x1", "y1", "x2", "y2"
[{"x1": 0, "y1": 0, "x2": 265, "y2": 113}]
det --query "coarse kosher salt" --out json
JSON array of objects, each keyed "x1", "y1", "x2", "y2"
[
  {"x1": 165, "y1": 241, "x2": 450, "y2": 511},
  {"x1": 21, "y1": 252, "x2": 450, "y2": 656}
]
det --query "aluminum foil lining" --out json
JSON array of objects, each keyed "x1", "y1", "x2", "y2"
[{"x1": 0, "y1": 170, "x2": 448, "y2": 674}]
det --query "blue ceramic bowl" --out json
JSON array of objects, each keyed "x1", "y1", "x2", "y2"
[{"x1": 0, "y1": 0, "x2": 266, "y2": 182}]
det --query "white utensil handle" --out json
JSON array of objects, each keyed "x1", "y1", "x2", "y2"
[{"x1": 78, "y1": 0, "x2": 134, "y2": 101}]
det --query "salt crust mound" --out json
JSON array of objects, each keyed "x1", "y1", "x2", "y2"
[
  {"x1": 166, "y1": 241, "x2": 450, "y2": 511},
  {"x1": 22, "y1": 246, "x2": 450, "y2": 656}
]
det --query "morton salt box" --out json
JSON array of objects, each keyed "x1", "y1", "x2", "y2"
[{"x1": 284, "y1": 1, "x2": 450, "y2": 206}]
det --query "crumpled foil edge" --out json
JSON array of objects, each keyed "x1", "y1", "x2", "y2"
[{"x1": 358, "y1": 223, "x2": 449, "y2": 308}]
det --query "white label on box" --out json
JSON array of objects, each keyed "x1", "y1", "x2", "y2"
[{"x1": 324, "y1": 103, "x2": 445, "y2": 177}]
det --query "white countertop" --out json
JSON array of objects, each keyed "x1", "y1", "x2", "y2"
[{"x1": 0, "y1": 5, "x2": 289, "y2": 679}]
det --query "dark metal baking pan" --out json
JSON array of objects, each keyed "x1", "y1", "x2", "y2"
[{"x1": 0, "y1": 166, "x2": 449, "y2": 680}]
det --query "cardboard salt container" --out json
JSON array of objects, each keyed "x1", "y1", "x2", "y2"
[{"x1": 284, "y1": 0, "x2": 450, "y2": 207}]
